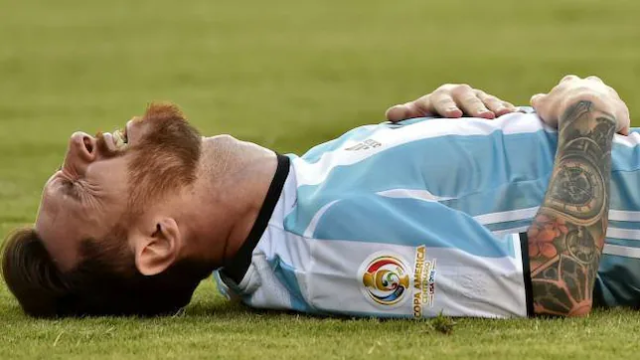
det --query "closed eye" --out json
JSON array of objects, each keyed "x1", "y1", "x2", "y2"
[{"x1": 59, "y1": 177, "x2": 81, "y2": 201}]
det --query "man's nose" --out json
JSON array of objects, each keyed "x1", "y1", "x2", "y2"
[{"x1": 64, "y1": 132, "x2": 97, "y2": 175}]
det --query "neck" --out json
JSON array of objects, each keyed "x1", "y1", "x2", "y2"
[{"x1": 178, "y1": 135, "x2": 277, "y2": 268}]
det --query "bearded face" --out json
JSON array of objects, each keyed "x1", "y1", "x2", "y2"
[{"x1": 34, "y1": 103, "x2": 202, "y2": 271}]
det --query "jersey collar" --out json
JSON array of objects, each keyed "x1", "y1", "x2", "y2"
[{"x1": 220, "y1": 153, "x2": 291, "y2": 284}]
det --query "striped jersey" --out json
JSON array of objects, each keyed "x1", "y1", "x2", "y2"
[{"x1": 214, "y1": 109, "x2": 640, "y2": 318}]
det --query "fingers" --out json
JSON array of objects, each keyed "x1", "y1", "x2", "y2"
[
  {"x1": 451, "y1": 85, "x2": 495, "y2": 119},
  {"x1": 386, "y1": 92, "x2": 464, "y2": 122},
  {"x1": 619, "y1": 126, "x2": 630, "y2": 136},
  {"x1": 499, "y1": 101, "x2": 518, "y2": 116},
  {"x1": 561, "y1": 75, "x2": 580, "y2": 83},
  {"x1": 386, "y1": 83, "x2": 518, "y2": 122},
  {"x1": 412, "y1": 91, "x2": 467, "y2": 119},
  {"x1": 385, "y1": 95, "x2": 438, "y2": 122},
  {"x1": 385, "y1": 102, "x2": 429, "y2": 122},
  {"x1": 617, "y1": 105, "x2": 631, "y2": 135},
  {"x1": 430, "y1": 94, "x2": 463, "y2": 118},
  {"x1": 476, "y1": 91, "x2": 516, "y2": 117},
  {"x1": 586, "y1": 75, "x2": 603, "y2": 83},
  {"x1": 385, "y1": 104, "x2": 412, "y2": 122}
]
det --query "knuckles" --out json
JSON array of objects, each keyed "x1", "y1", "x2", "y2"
[
  {"x1": 434, "y1": 83, "x2": 473, "y2": 96},
  {"x1": 449, "y1": 84, "x2": 473, "y2": 97}
]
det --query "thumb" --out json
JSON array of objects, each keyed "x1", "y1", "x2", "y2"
[{"x1": 530, "y1": 93, "x2": 546, "y2": 108}]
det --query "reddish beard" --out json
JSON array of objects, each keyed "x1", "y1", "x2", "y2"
[
  {"x1": 96, "y1": 103, "x2": 202, "y2": 218},
  {"x1": 127, "y1": 104, "x2": 202, "y2": 216}
]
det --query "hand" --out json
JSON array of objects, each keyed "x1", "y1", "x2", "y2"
[
  {"x1": 385, "y1": 84, "x2": 517, "y2": 122},
  {"x1": 531, "y1": 75, "x2": 630, "y2": 135}
]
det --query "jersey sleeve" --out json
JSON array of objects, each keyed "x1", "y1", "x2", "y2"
[{"x1": 300, "y1": 195, "x2": 533, "y2": 318}]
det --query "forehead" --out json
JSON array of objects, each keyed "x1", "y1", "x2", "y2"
[{"x1": 35, "y1": 157, "x2": 131, "y2": 270}]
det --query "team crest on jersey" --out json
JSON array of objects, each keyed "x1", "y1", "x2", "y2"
[
  {"x1": 358, "y1": 247, "x2": 437, "y2": 316},
  {"x1": 358, "y1": 253, "x2": 411, "y2": 307}
]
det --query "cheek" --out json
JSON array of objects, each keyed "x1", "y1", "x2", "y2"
[
  {"x1": 87, "y1": 158, "x2": 130, "y2": 191},
  {"x1": 85, "y1": 159, "x2": 131, "y2": 214}
]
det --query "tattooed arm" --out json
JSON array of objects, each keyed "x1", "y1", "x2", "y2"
[{"x1": 527, "y1": 76, "x2": 630, "y2": 317}]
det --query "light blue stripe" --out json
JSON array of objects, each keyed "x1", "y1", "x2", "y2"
[
  {"x1": 610, "y1": 170, "x2": 640, "y2": 214},
  {"x1": 212, "y1": 271, "x2": 231, "y2": 299},
  {"x1": 267, "y1": 256, "x2": 315, "y2": 313},
  {"x1": 312, "y1": 196, "x2": 516, "y2": 258},
  {"x1": 596, "y1": 254, "x2": 640, "y2": 307},
  {"x1": 608, "y1": 220, "x2": 640, "y2": 231},
  {"x1": 604, "y1": 237, "x2": 640, "y2": 248}
]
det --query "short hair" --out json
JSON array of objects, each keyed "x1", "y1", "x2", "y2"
[{"x1": 1, "y1": 228, "x2": 213, "y2": 317}]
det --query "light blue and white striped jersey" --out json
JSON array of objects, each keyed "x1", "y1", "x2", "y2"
[{"x1": 215, "y1": 110, "x2": 640, "y2": 318}]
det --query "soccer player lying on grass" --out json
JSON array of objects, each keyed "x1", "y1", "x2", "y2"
[{"x1": 1, "y1": 75, "x2": 636, "y2": 319}]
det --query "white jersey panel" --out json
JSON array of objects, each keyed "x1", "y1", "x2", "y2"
[{"x1": 306, "y1": 235, "x2": 527, "y2": 318}]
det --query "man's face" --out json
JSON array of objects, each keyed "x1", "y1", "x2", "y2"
[{"x1": 34, "y1": 104, "x2": 202, "y2": 271}]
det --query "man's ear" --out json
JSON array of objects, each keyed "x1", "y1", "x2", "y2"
[{"x1": 131, "y1": 218, "x2": 182, "y2": 276}]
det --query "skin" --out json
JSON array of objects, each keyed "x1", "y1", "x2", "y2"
[
  {"x1": 386, "y1": 84, "x2": 517, "y2": 121},
  {"x1": 35, "y1": 119, "x2": 277, "y2": 275},
  {"x1": 526, "y1": 75, "x2": 628, "y2": 316},
  {"x1": 34, "y1": 85, "x2": 513, "y2": 276},
  {"x1": 33, "y1": 76, "x2": 630, "y2": 317}
]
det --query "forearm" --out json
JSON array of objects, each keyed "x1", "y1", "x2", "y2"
[{"x1": 528, "y1": 99, "x2": 616, "y2": 316}]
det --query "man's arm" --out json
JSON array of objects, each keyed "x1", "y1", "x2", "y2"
[
  {"x1": 527, "y1": 75, "x2": 629, "y2": 316},
  {"x1": 528, "y1": 100, "x2": 615, "y2": 316}
]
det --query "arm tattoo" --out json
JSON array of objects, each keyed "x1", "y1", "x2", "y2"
[{"x1": 528, "y1": 100, "x2": 616, "y2": 317}]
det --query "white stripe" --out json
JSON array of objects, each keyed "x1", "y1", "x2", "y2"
[
  {"x1": 607, "y1": 228, "x2": 640, "y2": 241},
  {"x1": 477, "y1": 208, "x2": 640, "y2": 225},
  {"x1": 376, "y1": 192, "x2": 640, "y2": 225},
  {"x1": 303, "y1": 200, "x2": 340, "y2": 238},
  {"x1": 294, "y1": 113, "x2": 549, "y2": 187},
  {"x1": 376, "y1": 189, "x2": 454, "y2": 202},
  {"x1": 603, "y1": 244, "x2": 640, "y2": 259},
  {"x1": 609, "y1": 210, "x2": 640, "y2": 222},
  {"x1": 474, "y1": 207, "x2": 539, "y2": 225},
  {"x1": 493, "y1": 226, "x2": 529, "y2": 238},
  {"x1": 511, "y1": 233, "x2": 524, "y2": 273}
]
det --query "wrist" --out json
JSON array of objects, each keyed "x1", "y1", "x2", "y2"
[
  {"x1": 561, "y1": 92, "x2": 616, "y2": 117},
  {"x1": 558, "y1": 95, "x2": 617, "y2": 131}
]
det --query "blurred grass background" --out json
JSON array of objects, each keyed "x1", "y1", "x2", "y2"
[{"x1": 1, "y1": 0, "x2": 640, "y2": 358}]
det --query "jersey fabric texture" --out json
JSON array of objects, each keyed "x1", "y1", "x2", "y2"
[{"x1": 215, "y1": 109, "x2": 640, "y2": 318}]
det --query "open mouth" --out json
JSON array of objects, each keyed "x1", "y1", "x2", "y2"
[{"x1": 112, "y1": 126, "x2": 128, "y2": 150}]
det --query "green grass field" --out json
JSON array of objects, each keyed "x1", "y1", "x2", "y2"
[{"x1": 2, "y1": 0, "x2": 640, "y2": 358}]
